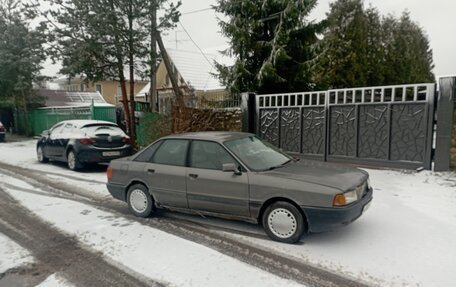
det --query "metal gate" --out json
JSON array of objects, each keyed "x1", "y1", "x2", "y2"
[{"x1": 256, "y1": 83, "x2": 435, "y2": 169}]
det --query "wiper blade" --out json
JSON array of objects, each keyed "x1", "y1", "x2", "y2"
[{"x1": 267, "y1": 159, "x2": 292, "y2": 170}]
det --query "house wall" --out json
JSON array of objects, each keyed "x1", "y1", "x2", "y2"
[{"x1": 63, "y1": 80, "x2": 147, "y2": 105}]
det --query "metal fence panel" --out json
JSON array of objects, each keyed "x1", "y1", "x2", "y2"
[
  {"x1": 256, "y1": 83, "x2": 436, "y2": 169},
  {"x1": 15, "y1": 105, "x2": 116, "y2": 136}
]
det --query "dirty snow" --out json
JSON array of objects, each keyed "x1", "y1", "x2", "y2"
[
  {"x1": 0, "y1": 233, "x2": 34, "y2": 274},
  {"x1": 0, "y1": 173, "x2": 303, "y2": 287},
  {"x1": 1, "y1": 139, "x2": 456, "y2": 286},
  {"x1": 35, "y1": 274, "x2": 73, "y2": 287}
]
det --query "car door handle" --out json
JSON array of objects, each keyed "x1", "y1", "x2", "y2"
[
  {"x1": 189, "y1": 173, "x2": 198, "y2": 179},
  {"x1": 147, "y1": 169, "x2": 155, "y2": 173}
]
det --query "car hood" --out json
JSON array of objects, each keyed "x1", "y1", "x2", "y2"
[{"x1": 262, "y1": 160, "x2": 368, "y2": 191}]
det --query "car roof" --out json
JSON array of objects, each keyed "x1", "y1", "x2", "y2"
[
  {"x1": 53, "y1": 120, "x2": 118, "y2": 129},
  {"x1": 161, "y1": 131, "x2": 254, "y2": 143}
]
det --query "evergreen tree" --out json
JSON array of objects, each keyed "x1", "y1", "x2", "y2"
[
  {"x1": 319, "y1": 0, "x2": 434, "y2": 88},
  {"x1": 383, "y1": 12, "x2": 434, "y2": 85},
  {"x1": 318, "y1": 0, "x2": 368, "y2": 89},
  {"x1": 0, "y1": 0, "x2": 47, "y2": 134},
  {"x1": 215, "y1": 0, "x2": 324, "y2": 94},
  {"x1": 365, "y1": 6, "x2": 384, "y2": 86}
]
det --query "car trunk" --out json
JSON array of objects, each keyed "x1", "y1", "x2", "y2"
[{"x1": 83, "y1": 125, "x2": 127, "y2": 149}]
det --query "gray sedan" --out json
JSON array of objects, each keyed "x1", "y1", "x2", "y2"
[{"x1": 107, "y1": 132, "x2": 373, "y2": 243}]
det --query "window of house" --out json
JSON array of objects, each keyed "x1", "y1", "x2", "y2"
[{"x1": 95, "y1": 84, "x2": 103, "y2": 94}]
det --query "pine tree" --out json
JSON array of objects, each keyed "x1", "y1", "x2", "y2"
[
  {"x1": 365, "y1": 6, "x2": 384, "y2": 86},
  {"x1": 0, "y1": 0, "x2": 47, "y2": 134},
  {"x1": 318, "y1": 0, "x2": 369, "y2": 89},
  {"x1": 383, "y1": 12, "x2": 434, "y2": 85},
  {"x1": 215, "y1": 0, "x2": 324, "y2": 94}
]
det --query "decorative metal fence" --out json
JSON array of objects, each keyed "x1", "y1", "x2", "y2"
[{"x1": 256, "y1": 83, "x2": 436, "y2": 169}]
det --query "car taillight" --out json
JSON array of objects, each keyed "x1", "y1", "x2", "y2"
[
  {"x1": 79, "y1": 138, "x2": 96, "y2": 144},
  {"x1": 0, "y1": 126, "x2": 5, "y2": 132},
  {"x1": 107, "y1": 166, "x2": 113, "y2": 180},
  {"x1": 122, "y1": 136, "x2": 131, "y2": 144}
]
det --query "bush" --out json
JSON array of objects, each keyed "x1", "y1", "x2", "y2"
[{"x1": 136, "y1": 112, "x2": 172, "y2": 148}]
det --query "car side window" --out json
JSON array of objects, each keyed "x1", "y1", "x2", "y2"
[
  {"x1": 190, "y1": 140, "x2": 238, "y2": 170},
  {"x1": 151, "y1": 139, "x2": 189, "y2": 167},
  {"x1": 61, "y1": 123, "x2": 73, "y2": 134},
  {"x1": 50, "y1": 124, "x2": 64, "y2": 136},
  {"x1": 134, "y1": 141, "x2": 162, "y2": 162}
]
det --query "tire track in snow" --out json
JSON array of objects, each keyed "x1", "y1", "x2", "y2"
[
  {"x1": 0, "y1": 189, "x2": 164, "y2": 287},
  {"x1": 0, "y1": 161, "x2": 370, "y2": 287}
]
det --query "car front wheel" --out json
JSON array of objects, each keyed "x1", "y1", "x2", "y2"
[
  {"x1": 127, "y1": 184, "x2": 153, "y2": 217},
  {"x1": 37, "y1": 146, "x2": 49, "y2": 163},
  {"x1": 262, "y1": 201, "x2": 305, "y2": 243}
]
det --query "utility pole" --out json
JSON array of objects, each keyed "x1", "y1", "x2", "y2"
[
  {"x1": 157, "y1": 33, "x2": 185, "y2": 107},
  {"x1": 149, "y1": 0, "x2": 158, "y2": 112}
]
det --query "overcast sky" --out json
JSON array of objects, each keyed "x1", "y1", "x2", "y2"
[{"x1": 43, "y1": 0, "x2": 456, "y2": 79}]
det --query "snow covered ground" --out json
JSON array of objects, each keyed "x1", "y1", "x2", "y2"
[
  {"x1": 1, "y1": 139, "x2": 456, "y2": 286},
  {"x1": 35, "y1": 274, "x2": 73, "y2": 287},
  {"x1": 0, "y1": 233, "x2": 34, "y2": 274},
  {"x1": 0, "y1": 172, "x2": 302, "y2": 287}
]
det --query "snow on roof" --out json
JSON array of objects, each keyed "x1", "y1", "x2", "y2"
[{"x1": 36, "y1": 89, "x2": 112, "y2": 108}]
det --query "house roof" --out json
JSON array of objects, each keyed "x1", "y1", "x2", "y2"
[
  {"x1": 167, "y1": 49, "x2": 225, "y2": 91},
  {"x1": 36, "y1": 89, "x2": 112, "y2": 108},
  {"x1": 136, "y1": 49, "x2": 232, "y2": 98}
]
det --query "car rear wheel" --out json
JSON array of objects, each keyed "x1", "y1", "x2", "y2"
[
  {"x1": 67, "y1": 150, "x2": 83, "y2": 170},
  {"x1": 262, "y1": 201, "x2": 305, "y2": 243},
  {"x1": 127, "y1": 184, "x2": 153, "y2": 217},
  {"x1": 37, "y1": 146, "x2": 49, "y2": 163}
]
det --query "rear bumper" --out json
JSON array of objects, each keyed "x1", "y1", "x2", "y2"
[
  {"x1": 77, "y1": 146, "x2": 132, "y2": 163},
  {"x1": 301, "y1": 188, "x2": 373, "y2": 233},
  {"x1": 107, "y1": 182, "x2": 127, "y2": 202}
]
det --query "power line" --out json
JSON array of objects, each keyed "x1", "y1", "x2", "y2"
[
  {"x1": 178, "y1": 21, "x2": 214, "y2": 68},
  {"x1": 181, "y1": 7, "x2": 214, "y2": 15}
]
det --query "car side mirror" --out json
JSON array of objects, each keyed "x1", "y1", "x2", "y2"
[
  {"x1": 222, "y1": 163, "x2": 242, "y2": 175},
  {"x1": 42, "y1": 130, "x2": 50, "y2": 137}
]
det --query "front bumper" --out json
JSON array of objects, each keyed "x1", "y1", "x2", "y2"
[{"x1": 301, "y1": 188, "x2": 373, "y2": 233}]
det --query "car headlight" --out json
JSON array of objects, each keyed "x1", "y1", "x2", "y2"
[{"x1": 333, "y1": 190, "x2": 358, "y2": 206}]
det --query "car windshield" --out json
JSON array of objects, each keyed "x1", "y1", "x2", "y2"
[{"x1": 224, "y1": 136, "x2": 292, "y2": 171}]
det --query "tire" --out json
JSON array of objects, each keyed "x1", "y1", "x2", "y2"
[
  {"x1": 262, "y1": 201, "x2": 305, "y2": 243},
  {"x1": 37, "y1": 146, "x2": 49, "y2": 163},
  {"x1": 67, "y1": 150, "x2": 83, "y2": 171},
  {"x1": 127, "y1": 184, "x2": 153, "y2": 217}
]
